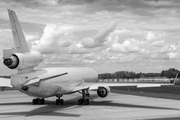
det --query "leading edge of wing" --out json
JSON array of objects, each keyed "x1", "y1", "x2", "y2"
[{"x1": 72, "y1": 82, "x2": 174, "y2": 92}]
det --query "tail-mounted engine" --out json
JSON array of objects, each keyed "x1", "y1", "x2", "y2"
[
  {"x1": 97, "y1": 86, "x2": 110, "y2": 98},
  {"x1": 3, "y1": 51, "x2": 43, "y2": 70}
]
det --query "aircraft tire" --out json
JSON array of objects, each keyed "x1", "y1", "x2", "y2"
[
  {"x1": 60, "y1": 99, "x2": 64, "y2": 105},
  {"x1": 78, "y1": 99, "x2": 83, "y2": 105},
  {"x1": 32, "y1": 98, "x2": 39, "y2": 105},
  {"x1": 42, "y1": 98, "x2": 45, "y2": 104},
  {"x1": 32, "y1": 99, "x2": 36, "y2": 105},
  {"x1": 56, "y1": 99, "x2": 60, "y2": 105},
  {"x1": 86, "y1": 93, "x2": 90, "y2": 97},
  {"x1": 39, "y1": 98, "x2": 45, "y2": 105},
  {"x1": 84, "y1": 99, "x2": 90, "y2": 105}
]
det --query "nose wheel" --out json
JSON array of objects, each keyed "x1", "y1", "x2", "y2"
[{"x1": 78, "y1": 89, "x2": 90, "y2": 105}]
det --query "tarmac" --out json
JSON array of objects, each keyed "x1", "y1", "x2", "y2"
[{"x1": 1, "y1": 90, "x2": 180, "y2": 120}]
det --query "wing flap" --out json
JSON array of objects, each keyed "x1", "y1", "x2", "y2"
[
  {"x1": 137, "y1": 84, "x2": 161, "y2": 88},
  {"x1": 24, "y1": 77, "x2": 40, "y2": 86}
]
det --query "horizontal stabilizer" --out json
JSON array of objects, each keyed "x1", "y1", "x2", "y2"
[{"x1": 0, "y1": 78, "x2": 12, "y2": 91}]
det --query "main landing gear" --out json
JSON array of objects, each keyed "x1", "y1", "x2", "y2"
[
  {"x1": 32, "y1": 98, "x2": 45, "y2": 105},
  {"x1": 56, "y1": 94, "x2": 64, "y2": 105},
  {"x1": 78, "y1": 89, "x2": 90, "y2": 105},
  {"x1": 31, "y1": 90, "x2": 90, "y2": 105}
]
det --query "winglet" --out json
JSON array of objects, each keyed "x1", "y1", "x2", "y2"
[{"x1": 8, "y1": 9, "x2": 30, "y2": 53}]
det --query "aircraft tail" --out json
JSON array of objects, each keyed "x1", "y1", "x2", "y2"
[{"x1": 8, "y1": 9, "x2": 30, "y2": 53}]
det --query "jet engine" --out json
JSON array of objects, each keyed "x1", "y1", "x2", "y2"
[
  {"x1": 97, "y1": 86, "x2": 110, "y2": 98},
  {"x1": 3, "y1": 51, "x2": 43, "y2": 69}
]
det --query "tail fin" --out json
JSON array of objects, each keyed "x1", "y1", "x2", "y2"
[{"x1": 8, "y1": 9, "x2": 30, "y2": 53}]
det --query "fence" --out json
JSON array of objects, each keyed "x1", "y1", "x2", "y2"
[{"x1": 98, "y1": 78, "x2": 175, "y2": 83}]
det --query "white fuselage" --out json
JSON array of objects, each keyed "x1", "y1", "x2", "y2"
[{"x1": 10, "y1": 67, "x2": 98, "y2": 98}]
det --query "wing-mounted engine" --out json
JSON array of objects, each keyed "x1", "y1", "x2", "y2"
[
  {"x1": 97, "y1": 86, "x2": 110, "y2": 98},
  {"x1": 3, "y1": 50, "x2": 43, "y2": 70}
]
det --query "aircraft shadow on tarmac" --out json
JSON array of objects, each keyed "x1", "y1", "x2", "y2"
[{"x1": 0, "y1": 94, "x2": 179, "y2": 118}]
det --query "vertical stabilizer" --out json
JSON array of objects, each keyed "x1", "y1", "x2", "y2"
[{"x1": 8, "y1": 9, "x2": 30, "y2": 53}]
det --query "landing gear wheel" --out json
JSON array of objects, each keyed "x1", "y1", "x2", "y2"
[
  {"x1": 59, "y1": 99, "x2": 64, "y2": 105},
  {"x1": 84, "y1": 99, "x2": 89, "y2": 105},
  {"x1": 33, "y1": 98, "x2": 39, "y2": 105},
  {"x1": 39, "y1": 98, "x2": 45, "y2": 105},
  {"x1": 42, "y1": 99, "x2": 45, "y2": 104},
  {"x1": 32, "y1": 99, "x2": 37, "y2": 105},
  {"x1": 86, "y1": 93, "x2": 90, "y2": 97},
  {"x1": 56, "y1": 99, "x2": 64, "y2": 105},
  {"x1": 78, "y1": 99, "x2": 84, "y2": 105},
  {"x1": 32, "y1": 98, "x2": 45, "y2": 105},
  {"x1": 55, "y1": 94, "x2": 64, "y2": 105},
  {"x1": 56, "y1": 99, "x2": 60, "y2": 105}
]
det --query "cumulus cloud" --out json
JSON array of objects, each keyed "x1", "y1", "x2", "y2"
[
  {"x1": 107, "y1": 28, "x2": 160, "y2": 54},
  {"x1": 108, "y1": 38, "x2": 146, "y2": 53},
  {"x1": 24, "y1": 32, "x2": 40, "y2": 43},
  {"x1": 81, "y1": 23, "x2": 117, "y2": 48},
  {"x1": 105, "y1": 26, "x2": 180, "y2": 63},
  {"x1": 151, "y1": 40, "x2": 164, "y2": 47},
  {"x1": 159, "y1": 44, "x2": 176, "y2": 53},
  {"x1": 36, "y1": 0, "x2": 62, "y2": 5},
  {"x1": 32, "y1": 24, "x2": 73, "y2": 54},
  {"x1": 146, "y1": 31, "x2": 165, "y2": 41},
  {"x1": 0, "y1": 29, "x2": 14, "y2": 49},
  {"x1": 168, "y1": 52, "x2": 178, "y2": 59}
]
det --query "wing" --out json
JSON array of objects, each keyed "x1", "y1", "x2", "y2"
[
  {"x1": 72, "y1": 75, "x2": 178, "y2": 92},
  {"x1": 71, "y1": 82, "x2": 174, "y2": 92},
  {"x1": 24, "y1": 72, "x2": 68, "y2": 86}
]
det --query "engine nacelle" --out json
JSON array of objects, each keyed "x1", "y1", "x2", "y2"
[
  {"x1": 3, "y1": 51, "x2": 43, "y2": 70},
  {"x1": 97, "y1": 86, "x2": 110, "y2": 98}
]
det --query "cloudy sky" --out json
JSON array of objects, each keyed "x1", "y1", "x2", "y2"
[{"x1": 0, "y1": 0, "x2": 180, "y2": 75}]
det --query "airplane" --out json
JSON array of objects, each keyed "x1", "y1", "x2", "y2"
[{"x1": 0, "y1": 9, "x2": 176, "y2": 105}]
